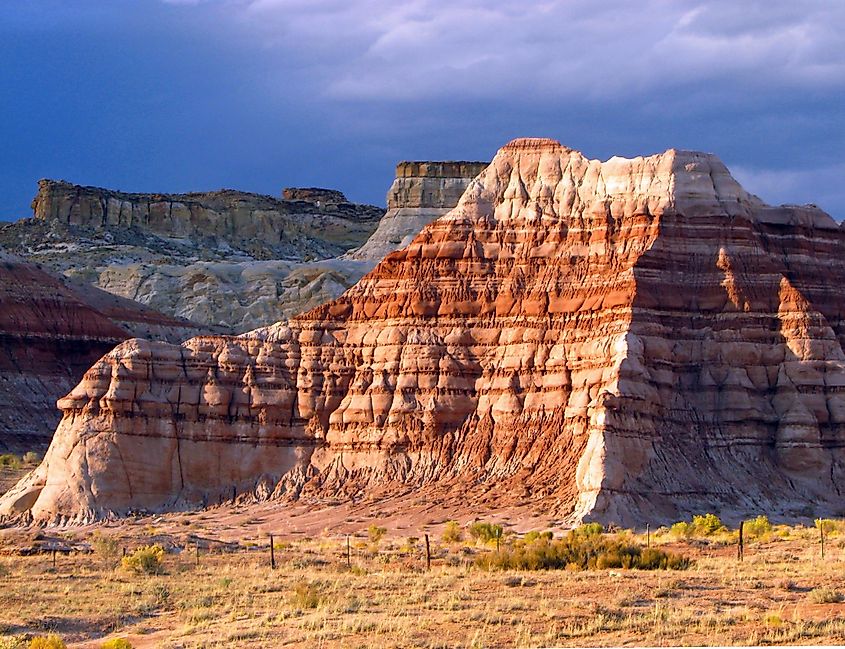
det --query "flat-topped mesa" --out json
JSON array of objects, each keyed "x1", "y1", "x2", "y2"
[
  {"x1": 389, "y1": 161, "x2": 489, "y2": 209},
  {"x1": 281, "y1": 187, "x2": 347, "y2": 206},
  {"x1": 31, "y1": 179, "x2": 384, "y2": 258},
  {"x1": 6, "y1": 138, "x2": 845, "y2": 526},
  {"x1": 350, "y1": 159, "x2": 488, "y2": 260}
]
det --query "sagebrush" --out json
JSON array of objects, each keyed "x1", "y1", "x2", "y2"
[
  {"x1": 476, "y1": 531, "x2": 690, "y2": 571},
  {"x1": 121, "y1": 545, "x2": 165, "y2": 575}
]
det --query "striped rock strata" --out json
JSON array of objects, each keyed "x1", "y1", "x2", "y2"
[
  {"x1": 4, "y1": 138, "x2": 845, "y2": 525},
  {"x1": 348, "y1": 161, "x2": 488, "y2": 260},
  {"x1": 87, "y1": 162, "x2": 486, "y2": 329},
  {"x1": 0, "y1": 252, "x2": 211, "y2": 455},
  {"x1": 32, "y1": 180, "x2": 383, "y2": 257}
]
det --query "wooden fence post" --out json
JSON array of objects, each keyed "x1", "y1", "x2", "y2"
[
  {"x1": 195, "y1": 541, "x2": 200, "y2": 567},
  {"x1": 52, "y1": 549, "x2": 56, "y2": 569},
  {"x1": 646, "y1": 523, "x2": 650, "y2": 549},
  {"x1": 737, "y1": 521, "x2": 744, "y2": 562},
  {"x1": 424, "y1": 533, "x2": 431, "y2": 571},
  {"x1": 820, "y1": 523, "x2": 825, "y2": 560},
  {"x1": 346, "y1": 535, "x2": 351, "y2": 568},
  {"x1": 270, "y1": 534, "x2": 276, "y2": 570}
]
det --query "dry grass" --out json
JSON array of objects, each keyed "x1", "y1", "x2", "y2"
[{"x1": 0, "y1": 527, "x2": 843, "y2": 648}]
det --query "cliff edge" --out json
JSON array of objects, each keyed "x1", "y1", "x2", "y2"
[{"x1": 4, "y1": 138, "x2": 843, "y2": 526}]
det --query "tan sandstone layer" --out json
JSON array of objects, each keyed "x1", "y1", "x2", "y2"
[
  {"x1": 3, "y1": 165, "x2": 484, "y2": 331},
  {"x1": 32, "y1": 180, "x2": 383, "y2": 258},
  {"x1": 4, "y1": 138, "x2": 844, "y2": 526},
  {"x1": 348, "y1": 161, "x2": 488, "y2": 260}
]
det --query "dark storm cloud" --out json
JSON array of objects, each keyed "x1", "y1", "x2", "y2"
[
  {"x1": 203, "y1": 0, "x2": 843, "y2": 99},
  {"x1": 0, "y1": 0, "x2": 842, "y2": 218}
]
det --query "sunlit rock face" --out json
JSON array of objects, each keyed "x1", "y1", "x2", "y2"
[
  {"x1": 5, "y1": 137, "x2": 845, "y2": 526},
  {"x1": 9, "y1": 167, "x2": 488, "y2": 332},
  {"x1": 89, "y1": 161, "x2": 488, "y2": 331},
  {"x1": 348, "y1": 160, "x2": 488, "y2": 260},
  {"x1": 3, "y1": 180, "x2": 384, "y2": 332}
]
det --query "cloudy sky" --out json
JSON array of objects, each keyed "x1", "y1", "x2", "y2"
[{"x1": 1, "y1": 0, "x2": 843, "y2": 218}]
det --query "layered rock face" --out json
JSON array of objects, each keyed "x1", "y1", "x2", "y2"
[
  {"x1": 0, "y1": 252, "x2": 210, "y2": 455},
  {"x1": 349, "y1": 160, "x2": 487, "y2": 260},
  {"x1": 32, "y1": 180, "x2": 383, "y2": 257},
  {"x1": 94, "y1": 257, "x2": 376, "y2": 331},
  {"x1": 5, "y1": 138, "x2": 845, "y2": 526},
  {"x1": 3, "y1": 166, "x2": 483, "y2": 331},
  {"x1": 3, "y1": 181, "x2": 384, "y2": 331}
]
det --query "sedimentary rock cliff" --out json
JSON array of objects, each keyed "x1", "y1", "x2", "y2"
[
  {"x1": 281, "y1": 187, "x2": 347, "y2": 206},
  {"x1": 0, "y1": 252, "x2": 210, "y2": 455},
  {"x1": 32, "y1": 180, "x2": 383, "y2": 257},
  {"x1": 3, "y1": 166, "x2": 484, "y2": 331},
  {"x1": 3, "y1": 181, "x2": 386, "y2": 331},
  {"x1": 5, "y1": 138, "x2": 845, "y2": 526},
  {"x1": 349, "y1": 161, "x2": 487, "y2": 260}
]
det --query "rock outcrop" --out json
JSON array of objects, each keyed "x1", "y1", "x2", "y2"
[
  {"x1": 281, "y1": 187, "x2": 347, "y2": 206},
  {"x1": 349, "y1": 161, "x2": 487, "y2": 260},
  {"x1": 6, "y1": 138, "x2": 845, "y2": 526},
  {"x1": 0, "y1": 252, "x2": 212, "y2": 455},
  {"x1": 2, "y1": 165, "x2": 484, "y2": 331},
  {"x1": 32, "y1": 180, "x2": 383, "y2": 257}
]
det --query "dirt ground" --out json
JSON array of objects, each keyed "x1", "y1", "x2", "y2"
[
  {"x1": 0, "y1": 466, "x2": 30, "y2": 495},
  {"x1": 1, "y1": 507, "x2": 844, "y2": 648}
]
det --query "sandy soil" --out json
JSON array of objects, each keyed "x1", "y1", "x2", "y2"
[{"x1": 1, "y1": 506, "x2": 844, "y2": 648}]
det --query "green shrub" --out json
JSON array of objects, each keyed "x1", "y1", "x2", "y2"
[
  {"x1": 670, "y1": 521, "x2": 692, "y2": 538},
  {"x1": 367, "y1": 525, "x2": 386, "y2": 544},
  {"x1": 691, "y1": 513, "x2": 725, "y2": 535},
  {"x1": 442, "y1": 521, "x2": 463, "y2": 543},
  {"x1": 523, "y1": 531, "x2": 554, "y2": 544},
  {"x1": 670, "y1": 514, "x2": 726, "y2": 538},
  {"x1": 814, "y1": 518, "x2": 843, "y2": 535},
  {"x1": 572, "y1": 523, "x2": 603, "y2": 537},
  {"x1": 28, "y1": 636, "x2": 66, "y2": 649},
  {"x1": 744, "y1": 515, "x2": 772, "y2": 539},
  {"x1": 0, "y1": 637, "x2": 25, "y2": 649},
  {"x1": 401, "y1": 536, "x2": 419, "y2": 554},
  {"x1": 91, "y1": 532, "x2": 120, "y2": 565},
  {"x1": 475, "y1": 530, "x2": 689, "y2": 571},
  {"x1": 121, "y1": 545, "x2": 165, "y2": 575},
  {"x1": 0, "y1": 454, "x2": 19, "y2": 469},
  {"x1": 100, "y1": 640, "x2": 133, "y2": 649},
  {"x1": 468, "y1": 522, "x2": 503, "y2": 544},
  {"x1": 809, "y1": 586, "x2": 843, "y2": 604}
]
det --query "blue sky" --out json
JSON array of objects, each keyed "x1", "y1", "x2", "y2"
[{"x1": 1, "y1": 0, "x2": 843, "y2": 218}]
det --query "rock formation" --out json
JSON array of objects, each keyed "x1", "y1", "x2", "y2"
[
  {"x1": 32, "y1": 180, "x2": 383, "y2": 257},
  {"x1": 349, "y1": 161, "x2": 487, "y2": 260},
  {"x1": 5, "y1": 138, "x2": 845, "y2": 527},
  {"x1": 2, "y1": 165, "x2": 484, "y2": 331},
  {"x1": 0, "y1": 252, "x2": 211, "y2": 455},
  {"x1": 281, "y1": 187, "x2": 347, "y2": 206}
]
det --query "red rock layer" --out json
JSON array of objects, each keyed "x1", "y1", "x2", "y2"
[
  {"x1": 4, "y1": 139, "x2": 844, "y2": 525},
  {"x1": 0, "y1": 256, "x2": 128, "y2": 454},
  {"x1": 0, "y1": 254, "x2": 210, "y2": 455}
]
